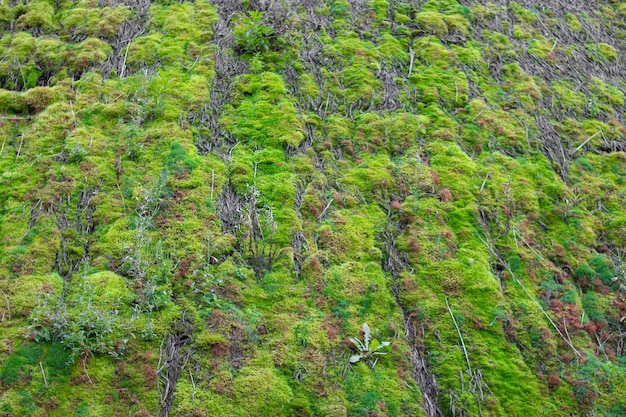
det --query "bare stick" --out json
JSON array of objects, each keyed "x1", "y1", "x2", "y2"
[
  {"x1": 562, "y1": 318, "x2": 576, "y2": 357},
  {"x1": 595, "y1": 333, "x2": 609, "y2": 361},
  {"x1": 573, "y1": 130, "x2": 601, "y2": 154},
  {"x1": 189, "y1": 369, "x2": 196, "y2": 401},
  {"x1": 408, "y1": 47, "x2": 415, "y2": 78},
  {"x1": 470, "y1": 107, "x2": 487, "y2": 123},
  {"x1": 0, "y1": 116, "x2": 30, "y2": 120},
  {"x1": 15, "y1": 134, "x2": 24, "y2": 161},
  {"x1": 446, "y1": 297, "x2": 472, "y2": 374},
  {"x1": 15, "y1": 57, "x2": 26, "y2": 89},
  {"x1": 318, "y1": 199, "x2": 333, "y2": 221},
  {"x1": 514, "y1": 227, "x2": 546, "y2": 261},
  {"x1": 120, "y1": 40, "x2": 131, "y2": 79},
  {"x1": 0, "y1": 289, "x2": 10, "y2": 321},
  {"x1": 82, "y1": 356, "x2": 93, "y2": 384},
  {"x1": 69, "y1": 100, "x2": 77, "y2": 128},
  {"x1": 157, "y1": 336, "x2": 167, "y2": 374},
  {"x1": 116, "y1": 183, "x2": 127, "y2": 214},
  {"x1": 40, "y1": 362, "x2": 48, "y2": 388},
  {"x1": 460, "y1": 370, "x2": 465, "y2": 393},
  {"x1": 187, "y1": 56, "x2": 200, "y2": 74},
  {"x1": 480, "y1": 173, "x2": 489, "y2": 192},
  {"x1": 210, "y1": 169, "x2": 215, "y2": 203},
  {"x1": 548, "y1": 40, "x2": 558, "y2": 54}
]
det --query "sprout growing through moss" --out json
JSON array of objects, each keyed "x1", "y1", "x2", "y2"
[{"x1": 348, "y1": 323, "x2": 391, "y2": 369}]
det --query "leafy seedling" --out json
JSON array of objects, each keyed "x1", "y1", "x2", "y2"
[{"x1": 349, "y1": 323, "x2": 391, "y2": 369}]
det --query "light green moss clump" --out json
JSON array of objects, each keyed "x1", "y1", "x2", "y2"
[{"x1": 586, "y1": 42, "x2": 619, "y2": 62}]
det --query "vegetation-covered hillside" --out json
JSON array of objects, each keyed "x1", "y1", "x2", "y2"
[{"x1": 1, "y1": 0, "x2": 625, "y2": 415}]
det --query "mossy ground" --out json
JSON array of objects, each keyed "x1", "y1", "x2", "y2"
[{"x1": 0, "y1": 0, "x2": 625, "y2": 416}]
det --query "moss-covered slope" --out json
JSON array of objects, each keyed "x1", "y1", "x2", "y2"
[{"x1": 0, "y1": 0, "x2": 625, "y2": 416}]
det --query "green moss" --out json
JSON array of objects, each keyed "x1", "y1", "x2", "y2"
[
  {"x1": 85, "y1": 271, "x2": 134, "y2": 308},
  {"x1": 61, "y1": 2, "x2": 132, "y2": 40},
  {"x1": 15, "y1": 0, "x2": 55, "y2": 34},
  {"x1": 233, "y1": 364, "x2": 294, "y2": 416},
  {"x1": 589, "y1": 77, "x2": 625, "y2": 107},
  {"x1": 588, "y1": 256, "x2": 614, "y2": 285},
  {"x1": 0, "y1": 0, "x2": 625, "y2": 415},
  {"x1": 586, "y1": 43, "x2": 619, "y2": 63},
  {"x1": 415, "y1": 12, "x2": 449, "y2": 36},
  {"x1": 509, "y1": 2, "x2": 537, "y2": 24},
  {"x1": 166, "y1": 142, "x2": 199, "y2": 176},
  {"x1": 196, "y1": 331, "x2": 228, "y2": 349},
  {"x1": 6, "y1": 273, "x2": 63, "y2": 318},
  {"x1": 565, "y1": 13, "x2": 582, "y2": 32},
  {"x1": 22, "y1": 86, "x2": 62, "y2": 113},
  {"x1": 223, "y1": 72, "x2": 304, "y2": 149},
  {"x1": 0, "y1": 89, "x2": 26, "y2": 113},
  {"x1": 74, "y1": 37, "x2": 113, "y2": 71}
]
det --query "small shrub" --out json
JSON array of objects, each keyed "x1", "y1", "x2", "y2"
[
  {"x1": 234, "y1": 11, "x2": 276, "y2": 54},
  {"x1": 28, "y1": 274, "x2": 133, "y2": 362}
]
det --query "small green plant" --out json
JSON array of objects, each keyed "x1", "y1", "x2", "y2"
[
  {"x1": 121, "y1": 177, "x2": 174, "y2": 313},
  {"x1": 348, "y1": 323, "x2": 390, "y2": 369},
  {"x1": 27, "y1": 279, "x2": 129, "y2": 362},
  {"x1": 234, "y1": 11, "x2": 276, "y2": 54},
  {"x1": 191, "y1": 237, "x2": 225, "y2": 308}
]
